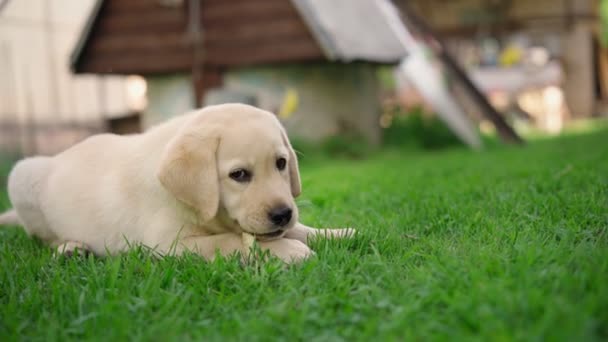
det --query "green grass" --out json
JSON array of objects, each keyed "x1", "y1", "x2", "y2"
[{"x1": 1, "y1": 129, "x2": 607, "y2": 341}]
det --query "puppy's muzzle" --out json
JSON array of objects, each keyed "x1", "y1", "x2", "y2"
[{"x1": 268, "y1": 206, "x2": 292, "y2": 227}]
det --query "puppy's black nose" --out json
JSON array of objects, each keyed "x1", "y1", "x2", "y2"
[{"x1": 268, "y1": 206, "x2": 292, "y2": 227}]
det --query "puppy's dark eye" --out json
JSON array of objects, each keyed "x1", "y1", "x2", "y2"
[
  {"x1": 229, "y1": 169, "x2": 252, "y2": 183},
  {"x1": 276, "y1": 157, "x2": 287, "y2": 171}
]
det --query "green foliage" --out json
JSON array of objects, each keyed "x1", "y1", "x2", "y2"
[
  {"x1": 383, "y1": 108, "x2": 465, "y2": 149},
  {"x1": 0, "y1": 153, "x2": 17, "y2": 200},
  {"x1": 318, "y1": 134, "x2": 376, "y2": 159},
  {"x1": 1, "y1": 128, "x2": 607, "y2": 340},
  {"x1": 376, "y1": 66, "x2": 397, "y2": 89},
  {"x1": 602, "y1": 0, "x2": 608, "y2": 46},
  {"x1": 291, "y1": 108, "x2": 466, "y2": 163},
  {"x1": 290, "y1": 134, "x2": 377, "y2": 163}
]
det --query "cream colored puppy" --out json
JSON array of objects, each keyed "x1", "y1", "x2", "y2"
[{"x1": 0, "y1": 104, "x2": 354, "y2": 263}]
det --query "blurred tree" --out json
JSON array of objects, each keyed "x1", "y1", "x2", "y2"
[{"x1": 603, "y1": 0, "x2": 608, "y2": 46}]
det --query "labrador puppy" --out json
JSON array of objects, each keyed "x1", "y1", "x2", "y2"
[{"x1": 0, "y1": 104, "x2": 354, "y2": 263}]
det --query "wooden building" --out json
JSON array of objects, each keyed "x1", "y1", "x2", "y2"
[
  {"x1": 71, "y1": 0, "x2": 327, "y2": 94},
  {"x1": 71, "y1": 0, "x2": 602, "y2": 141},
  {"x1": 71, "y1": 0, "x2": 408, "y2": 143}
]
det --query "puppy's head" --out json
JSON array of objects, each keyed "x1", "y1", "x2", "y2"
[{"x1": 158, "y1": 104, "x2": 301, "y2": 240}]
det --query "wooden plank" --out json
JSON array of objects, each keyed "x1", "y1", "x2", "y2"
[
  {"x1": 104, "y1": 0, "x2": 172, "y2": 12},
  {"x1": 204, "y1": 19, "x2": 314, "y2": 45},
  {"x1": 88, "y1": 32, "x2": 190, "y2": 54},
  {"x1": 205, "y1": 38, "x2": 324, "y2": 66},
  {"x1": 597, "y1": 42, "x2": 608, "y2": 100},
  {"x1": 201, "y1": 1, "x2": 298, "y2": 24},
  {"x1": 91, "y1": 17, "x2": 313, "y2": 50},
  {"x1": 75, "y1": 0, "x2": 324, "y2": 73},
  {"x1": 80, "y1": 42, "x2": 323, "y2": 74},
  {"x1": 83, "y1": 34, "x2": 323, "y2": 71},
  {"x1": 104, "y1": 0, "x2": 300, "y2": 20},
  {"x1": 78, "y1": 50, "x2": 192, "y2": 75},
  {"x1": 202, "y1": 0, "x2": 282, "y2": 4},
  {"x1": 96, "y1": 8, "x2": 186, "y2": 34},
  {"x1": 88, "y1": 23, "x2": 317, "y2": 55}
]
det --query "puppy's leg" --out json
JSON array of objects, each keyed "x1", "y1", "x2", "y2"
[
  {"x1": 257, "y1": 238, "x2": 314, "y2": 263},
  {"x1": 8, "y1": 157, "x2": 56, "y2": 242},
  {"x1": 177, "y1": 233, "x2": 313, "y2": 263},
  {"x1": 177, "y1": 233, "x2": 247, "y2": 260},
  {"x1": 285, "y1": 223, "x2": 356, "y2": 244},
  {"x1": 55, "y1": 241, "x2": 92, "y2": 257}
]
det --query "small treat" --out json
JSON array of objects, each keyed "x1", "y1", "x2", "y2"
[{"x1": 241, "y1": 232, "x2": 256, "y2": 250}]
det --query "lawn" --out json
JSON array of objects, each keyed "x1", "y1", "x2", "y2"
[{"x1": 0, "y1": 129, "x2": 607, "y2": 341}]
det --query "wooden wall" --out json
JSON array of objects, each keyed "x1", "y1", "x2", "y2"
[
  {"x1": 73, "y1": 0, "x2": 325, "y2": 75},
  {"x1": 76, "y1": 0, "x2": 190, "y2": 74}
]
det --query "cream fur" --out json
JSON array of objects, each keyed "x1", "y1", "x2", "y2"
[{"x1": 2, "y1": 104, "x2": 354, "y2": 263}]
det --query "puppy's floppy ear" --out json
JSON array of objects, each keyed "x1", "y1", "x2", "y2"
[
  {"x1": 157, "y1": 125, "x2": 220, "y2": 222},
  {"x1": 279, "y1": 125, "x2": 302, "y2": 197}
]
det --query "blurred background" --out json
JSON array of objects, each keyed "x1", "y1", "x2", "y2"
[{"x1": 0, "y1": 0, "x2": 606, "y2": 157}]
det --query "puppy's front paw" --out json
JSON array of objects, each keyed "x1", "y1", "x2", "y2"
[
  {"x1": 259, "y1": 238, "x2": 314, "y2": 264},
  {"x1": 55, "y1": 241, "x2": 92, "y2": 258}
]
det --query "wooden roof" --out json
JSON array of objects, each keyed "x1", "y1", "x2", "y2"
[{"x1": 71, "y1": 0, "x2": 327, "y2": 75}]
